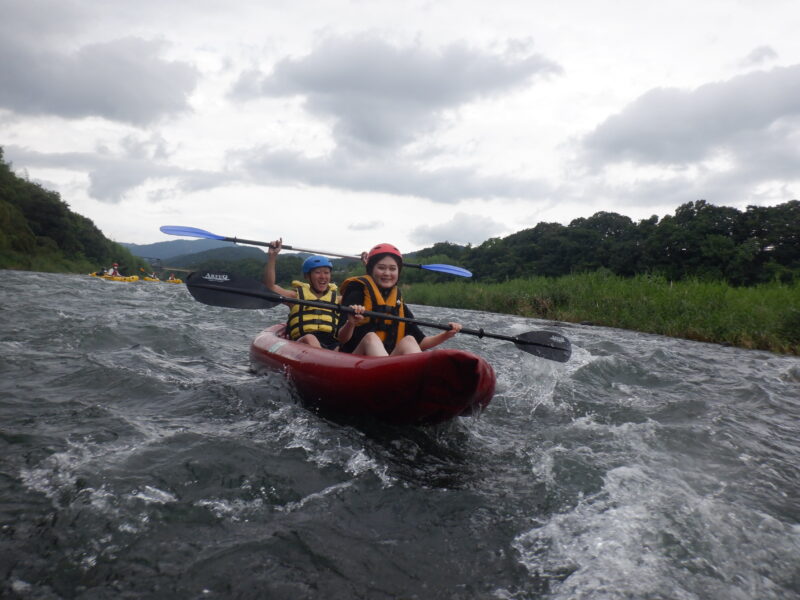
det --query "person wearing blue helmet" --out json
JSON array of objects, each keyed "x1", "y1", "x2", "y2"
[{"x1": 263, "y1": 238, "x2": 339, "y2": 349}]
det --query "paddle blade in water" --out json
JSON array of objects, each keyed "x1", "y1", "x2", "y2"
[
  {"x1": 419, "y1": 263, "x2": 472, "y2": 278},
  {"x1": 514, "y1": 331, "x2": 572, "y2": 363},
  {"x1": 160, "y1": 225, "x2": 225, "y2": 240},
  {"x1": 185, "y1": 271, "x2": 279, "y2": 309}
]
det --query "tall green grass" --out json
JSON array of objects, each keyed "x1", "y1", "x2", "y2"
[{"x1": 403, "y1": 271, "x2": 800, "y2": 355}]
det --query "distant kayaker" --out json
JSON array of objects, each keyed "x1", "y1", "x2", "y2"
[
  {"x1": 167, "y1": 273, "x2": 177, "y2": 281},
  {"x1": 337, "y1": 243, "x2": 462, "y2": 356},
  {"x1": 105, "y1": 263, "x2": 122, "y2": 277},
  {"x1": 263, "y1": 238, "x2": 340, "y2": 350}
]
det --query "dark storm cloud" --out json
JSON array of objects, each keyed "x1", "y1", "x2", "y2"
[
  {"x1": 236, "y1": 146, "x2": 551, "y2": 203},
  {"x1": 0, "y1": 35, "x2": 198, "y2": 125},
  {"x1": 231, "y1": 35, "x2": 562, "y2": 152},
  {"x1": 583, "y1": 65, "x2": 800, "y2": 166}
]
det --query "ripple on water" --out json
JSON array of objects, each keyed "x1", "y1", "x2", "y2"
[{"x1": 2, "y1": 271, "x2": 800, "y2": 599}]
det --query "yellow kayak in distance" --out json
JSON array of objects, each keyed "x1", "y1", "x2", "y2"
[
  {"x1": 89, "y1": 273, "x2": 140, "y2": 282},
  {"x1": 163, "y1": 279, "x2": 183, "y2": 284}
]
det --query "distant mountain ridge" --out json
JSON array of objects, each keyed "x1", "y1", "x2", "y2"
[
  {"x1": 165, "y1": 245, "x2": 266, "y2": 267},
  {"x1": 123, "y1": 238, "x2": 233, "y2": 259}
]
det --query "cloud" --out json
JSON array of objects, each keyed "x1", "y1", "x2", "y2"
[
  {"x1": 583, "y1": 65, "x2": 800, "y2": 166},
  {"x1": 1, "y1": 0, "x2": 87, "y2": 40},
  {"x1": 230, "y1": 37, "x2": 560, "y2": 202},
  {"x1": 348, "y1": 220, "x2": 384, "y2": 231},
  {"x1": 236, "y1": 146, "x2": 551, "y2": 203},
  {"x1": 6, "y1": 143, "x2": 228, "y2": 203},
  {"x1": 574, "y1": 65, "x2": 800, "y2": 210},
  {"x1": 0, "y1": 36, "x2": 198, "y2": 125},
  {"x1": 568, "y1": 115, "x2": 800, "y2": 212},
  {"x1": 740, "y1": 45, "x2": 778, "y2": 68},
  {"x1": 408, "y1": 212, "x2": 507, "y2": 246},
  {"x1": 231, "y1": 35, "x2": 562, "y2": 153}
]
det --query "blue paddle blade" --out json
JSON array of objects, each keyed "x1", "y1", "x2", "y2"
[
  {"x1": 420, "y1": 263, "x2": 472, "y2": 278},
  {"x1": 159, "y1": 225, "x2": 225, "y2": 240}
]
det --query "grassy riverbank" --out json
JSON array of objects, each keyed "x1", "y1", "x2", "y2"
[{"x1": 403, "y1": 271, "x2": 800, "y2": 355}]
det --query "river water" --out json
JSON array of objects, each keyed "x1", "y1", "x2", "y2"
[{"x1": 1, "y1": 269, "x2": 799, "y2": 599}]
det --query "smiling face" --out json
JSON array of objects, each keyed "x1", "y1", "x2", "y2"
[
  {"x1": 306, "y1": 267, "x2": 331, "y2": 295},
  {"x1": 370, "y1": 255, "x2": 400, "y2": 290}
]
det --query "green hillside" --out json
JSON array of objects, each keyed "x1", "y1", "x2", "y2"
[{"x1": 0, "y1": 148, "x2": 148, "y2": 275}]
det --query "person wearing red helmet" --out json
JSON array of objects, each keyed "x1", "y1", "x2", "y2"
[
  {"x1": 263, "y1": 238, "x2": 340, "y2": 349},
  {"x1": 337, "y1": 243, "x2": 462, "y2": 356},
  {"x1": 105, "y1": 262, "x2": 121, "y2": 277}
]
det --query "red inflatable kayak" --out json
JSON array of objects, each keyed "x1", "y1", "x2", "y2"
[{"x1": 250, "y1": 324, "x2": 495, "y2": 425}]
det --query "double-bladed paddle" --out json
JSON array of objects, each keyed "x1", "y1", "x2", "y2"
[
  {"x1": 184, "y1": 271, "x2": 572, "y2": 363},
  {"x1": 159, "y1": 225, "x2": 472, "y2": 278}
]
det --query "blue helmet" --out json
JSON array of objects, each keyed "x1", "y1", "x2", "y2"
[{"x1": 302, "y1": 255, "x2": 333, "y2": 274}]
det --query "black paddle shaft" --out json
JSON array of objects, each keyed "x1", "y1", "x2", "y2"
[
  {"x1": 288, "y1": 295, "x2": 571, "y2": 359},
  {"x1": 185, "y1": 272, "x2": 572, "y2": 362}
]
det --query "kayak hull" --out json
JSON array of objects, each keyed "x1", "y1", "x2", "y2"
[
  {"x1": 89, "y1": 273, "x2": 139, "y2": 282},
  {"x1": 250, "y1": 324, "x2": 495, "y2": 425}
]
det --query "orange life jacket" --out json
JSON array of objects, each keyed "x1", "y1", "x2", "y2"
[{"x1": 339, "y1": 275, "x2": 406, "y2": 349}]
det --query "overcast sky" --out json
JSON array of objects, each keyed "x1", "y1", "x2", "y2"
[{"x1": 3, "y1": 0, "x2": 799, "y2": 255}]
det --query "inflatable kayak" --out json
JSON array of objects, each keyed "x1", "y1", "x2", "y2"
[
  {"x1": 250, "y1": 324, "x2": 495, "y2": 425},
  {"x1": 89, "y1": 273, "x2": 139, "y2": 282},
  {"x1": 163, "y1": 278, "x2": 183, "y2": 284}
]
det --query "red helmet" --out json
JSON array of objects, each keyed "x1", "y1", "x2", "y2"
[
  {"x1": 113, "y1": 263, "x2": 119, "y2": 266},
  {"x1": 367, "y1": 243, "x2": 401, "y2": 262},
  {"x1": 366, "y1": 243, "x2": 402, "y2": 273}
]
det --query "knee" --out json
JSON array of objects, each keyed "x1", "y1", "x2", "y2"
[
  {"x1": 299, "y1": 334, "x2": 321, "y2": 348},
  {"x1": 363, "y1": 332, "x2": 381, "y2": 344},
  {"x1": 359, "y1": 332, "x2": 387, "y2": 356},
  {"x1": 393, "y1": 335, "x2": 421, "y2": 355}
]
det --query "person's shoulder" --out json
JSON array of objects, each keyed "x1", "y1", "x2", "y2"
[{"x1": 340, "y1": 276, "x2": 367, "y2": 292}]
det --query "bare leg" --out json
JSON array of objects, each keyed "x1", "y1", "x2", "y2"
[
  {"x1": 390, "y1": 335, "x2": 423, "y2": 356},
  {"x1": 297, "y1": 334, "x2": 322, "y2": 348},
  {"x1": 351, "y1": 332, "x2": 388, "y2": 356}
]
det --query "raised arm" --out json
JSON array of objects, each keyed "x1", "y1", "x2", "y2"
[{"x1": 262, "y1": 238, "x2": 297, "y2": 299}]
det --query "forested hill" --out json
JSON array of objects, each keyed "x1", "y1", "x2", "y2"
[
  {"x1": 414, "y1": 200, "x2": 799, "y2": 286},
  {"x1": 2, "y1": 145, "x2": 798, "y2": 286},
  {"x1": 0, "y1": 148, "x2": 147, "y2": 274}
]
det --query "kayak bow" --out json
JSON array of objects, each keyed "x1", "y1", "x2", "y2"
[{"x1": 250, "y1": 325, "x2": 496, "y2": 425}]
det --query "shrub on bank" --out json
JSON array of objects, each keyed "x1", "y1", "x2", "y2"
[{"x1": 403, "y1": 271, "x2": 800, "y2": 355}]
